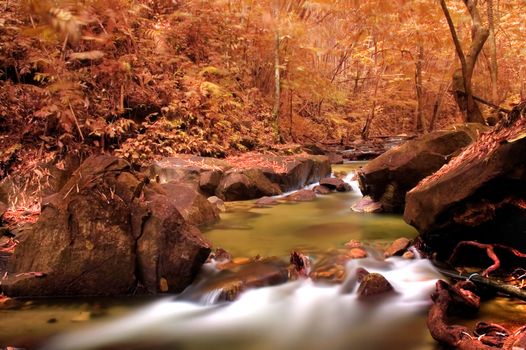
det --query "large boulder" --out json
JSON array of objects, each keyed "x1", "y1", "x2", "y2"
[
  {"x1": 2, "y1": 155, "x2": 211, "y2": 297},
  {"x1": 357, "y1": 124, "x2": 487, "y2": 213},
  {"x1": 404, "y1": 104, "x2": 526, "y2": 255},
  {"x1": 154, "y1": 182, "x2": 219, "y2": 226},
  {"x1": 216, "y1": 169, "x2": 281, "y2": 201},
  {"x1": 266, "y1": 155, "x2": 330, "y2": 192}
]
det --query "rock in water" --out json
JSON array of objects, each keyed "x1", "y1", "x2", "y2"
[
  {"x1": 404, "y1": 103, "x2": 526, "y2": 255},
  {"x1": 286, "y1": 189, "x2": 317, "y2": 202},
  {"x1": 207, "y1": 196, "x2": 226, "y2": 213},
  {"x1": 313, "y1": 185, "x2": 332, "y2": 195},
  {"x1": 357, "y1": 124, "x2": 487, "y2": 213},
  {"x1": 351, "y1": 196, "x2": 383, "y2": 213},
  {"x1": 319, "y1": 177, "x2": 352, "y2": 192},
  {"x1": 254, "y1": 196, "x2": 279, "y2": 207},
  {"x1": 357, "y1": 272, "x2": 395, "y2": 298},
  {"x1": 2, "y1": 155, "x2": 211, "y2": 297},
  {"x1": 155, "y1": 182, "x2": 219, "y2": 226},
  {"x1": 216, "y1": 169, "x2": 282, "y2": 201},
  {"x1": 384, "y1": 238, "x2": 412, "y2": 258}
]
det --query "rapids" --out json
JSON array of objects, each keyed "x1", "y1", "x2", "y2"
[
  {"x1": 40, "y1": 163, "x2": 441, "y2": 350},
  {"x1": 44, "y1": 255, "x2": 441, "y2": 350}
]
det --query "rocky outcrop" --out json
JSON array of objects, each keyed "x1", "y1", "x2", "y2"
[
  {"x1": 357, "y1": 124, "x2": 487, "y2": 213},
  {"x1": 149, "y1": 154, "x2": 331, "y2": 201},
  {"x1": 404, "y1": 104, "x2": 526, "y2": 255},
  {"x1": 2, "y1": 155, "x2": 211, "y2": 297},
  {"x1": 257, "y1": 155, "x2": 331, "y2": 193}
]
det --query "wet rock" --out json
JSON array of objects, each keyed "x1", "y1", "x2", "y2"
[
  {"x1": 261, "y1": 155, "x2": 331, "y2": 192},
  {"x1": 180, "y1": 259, "x2": 289, "y2": 303},
  {"x1": 0, "y1": 295, "x2": 19, "y2": 310},
  {"x1": 404, "y1": 105, "x2": 526, "y2": 255},
  {"x1": 357, "y1": 272, "x2": 395, "y2": 298},
  {"x1": 358, "y1": 124, "x2": 487, "y2": 213},
  {"x1": 2, "y1": 155, "x2": 211, "y2": 297},
  {"x1": 349, "y1": 248, "x2": 368, "y2": 259},
  {"x1": 344, "y1": 240, "x2": 363, "y2": 249},
  {"x1": 310, "y1": 248, "x2": 367, "y2": 284},
  {"x1": 319, "y1": 177, "x2": 351, "y2": 192},
  {"x1": 328, "y1": 152, "x2": 344, "y2": 164},
  {"x1": 351, "y1": 196, "x2": 383, "y2": 213},
  {"x1": 402, "y1": 251, "x2": 415, "y2": 260},
  {"x1": 384, "y1": 238, "x2": 412, "y2": 258},
  {"x1": 207, "y1": 248, "x2": 231, "y2": 263},
  {"x1": 199, "y1": 170, "x2": 224, "y2": 196},
  {"x1": 313, "y1": 185, "x2": 332, "y2": 195},
  {"x1": 157, "y1": 182, "x2": 219, "y2": 226},
  {"x1": 149, "y1": 155, "x2": 231, "y2": 186},
  {"x1": 286, "y1": 189, "x2": 317, "y2": 202},
  {"x1": 333, "y1": 171, "x2": 348, "y2": 180},
  {"x1": 288, "y1": 251, "x2": 311, "y2": 279},
  {"x1": 135, "y1": 191, "x2": 211, "y2": 294},
  {"x1": 216, "y1": 169, "x2": 282, "y2": 201},
  {"x1": 207, "y1": 196, "x2": 226, "y2": 213},
  {"x1": 150, "y1": 154, "x2": 330, "y2": 201},
  {"x1": 254, "y1": 196, "x2": 279, "y2": 207}
]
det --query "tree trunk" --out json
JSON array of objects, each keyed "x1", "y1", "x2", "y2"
[
  {"x1": 273, "y1": 29, "x2": 281, "y2": 137},
  {"x1": 415, "y1": 44, "x2": 425, "y2": 133},
  {"x1": 440, "y1": 0, "x2": 489, "y2": 124},
  {"x1": 487, "y1": 0, "x2": 498, "y2": 104}
]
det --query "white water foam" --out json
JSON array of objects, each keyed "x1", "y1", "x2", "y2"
[{"x1": 44, "y1": 257, "x2": 440, "y2": 350}]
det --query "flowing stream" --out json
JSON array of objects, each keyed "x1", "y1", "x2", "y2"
[{"x1": 2, "y1": 163, "x2": 525, "y2": 350}]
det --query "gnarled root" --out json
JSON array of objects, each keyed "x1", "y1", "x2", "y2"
[
  {"x1": 448, "y1": 241, "x2": 526, "y2": 277},
  {"x1": 428, "y1": 280, "x2": 526, "y2": 349}
]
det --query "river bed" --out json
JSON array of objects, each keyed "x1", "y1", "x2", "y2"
[{"x1": 1, "y1": 163, "x2": 525, "y2": 350}]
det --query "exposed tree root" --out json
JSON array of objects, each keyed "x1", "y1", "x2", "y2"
[
  {"x1": 448, "y1": 241, "x2": 526, "y2": 277},
  {"x1": 428, "y1": 280, "x2": 526, "y2": 349}
]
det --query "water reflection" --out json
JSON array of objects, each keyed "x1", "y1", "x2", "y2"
[{"x1": 202, "y1": 164, "x2": 417, "y2": 257}]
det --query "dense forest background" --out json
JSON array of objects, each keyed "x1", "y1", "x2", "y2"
[{"x1": 1, "y1": 0, "x2": 525, "y2": 177}]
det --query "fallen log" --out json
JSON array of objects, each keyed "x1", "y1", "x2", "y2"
[{"x1": 434, "y1": 263, "x2": 526, "y2": 302}]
